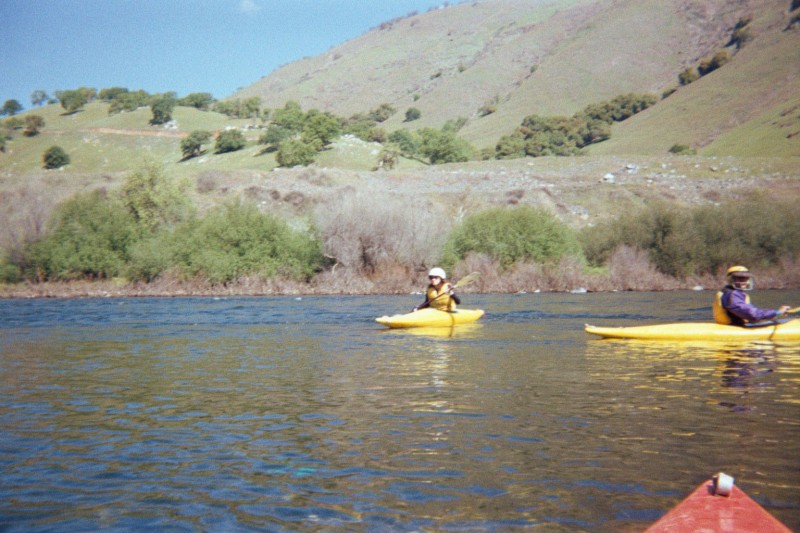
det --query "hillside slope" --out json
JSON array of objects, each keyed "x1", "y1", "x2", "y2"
[
  {"x1": 588, "y1": 1, "x2": 800, "y2": 155},
  {"x1": 234, "y1": 0, "x2": 799, "y2": 153}
]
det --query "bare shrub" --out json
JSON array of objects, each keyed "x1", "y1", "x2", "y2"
[
  {"x1": 297, "y1": 168, "x2": 333, "y2": 186},
  {"x1": 311, "y1": 263, "x2": 416, "y2": 294},
  {"x1": 607, "y1": 245, "x2": 680, "y2": 291},
  {"x1": 0, "y1": 186, "x2": 58, "y2": 260},
  {"x1": 450, "y1": 254, "x2": 589, "y2": 293},
  {"x1": 506, "y1": 189, "x2": 525, "y2": 204},
  {"x1": 454, "y1": 253, "x2": 501, "y2": 292},
  {"x1": 749, "y1": 255, "x2": 800, "y2": 289},
  {"x1": 283, "y1": 191, "x2": 305, "y2": 207},
  {"x1": 196, "y1": 173, "x2": 217, "y2": 193},
  {"x1": 539, "y1": 256, "x2": 590, "y2": 292},
  {"x1": 314, "y1": 190, "x2": 451, "y2": 274},
  {"x1": 244, "y1": 185, "x2": 263, "y2": 200}
]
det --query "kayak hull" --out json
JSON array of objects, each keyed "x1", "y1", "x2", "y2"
[
  {"x1": 646, "y1": 478, "x2": 791, "y2": 532},
  {"x1": 585, "y1": 319, "x2": 800, "y2": 341},
  {"x1": 376, "y1": 308, "x2": 484, "y2": 328}
]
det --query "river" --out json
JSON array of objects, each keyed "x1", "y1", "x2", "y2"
[{"x1": 1, "y1": 290, "x2": 798, "y2": 531}]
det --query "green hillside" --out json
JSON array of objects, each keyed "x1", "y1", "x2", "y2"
[{"x1": 3, "y1": 0, "x2": 798, "y2": 183}]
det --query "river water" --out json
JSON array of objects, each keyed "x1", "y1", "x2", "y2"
[{"x1": 1, "y1": 291, "x2": 798, "y2": 531}]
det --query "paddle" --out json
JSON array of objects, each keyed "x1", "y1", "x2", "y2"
[
  {"x1": 418, "y1": 271, "x2": 481, "y2": 309},
  {"x1": 788, "y1": 307, "x2": 800, "y2": 314}
]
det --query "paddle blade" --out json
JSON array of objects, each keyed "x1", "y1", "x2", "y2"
[
  {"x1": 453, "y1": 272, "x2": 481, "y2": 289},
  {"x1": 789, "y1": 306, "x2": 800, "y2": 314}
]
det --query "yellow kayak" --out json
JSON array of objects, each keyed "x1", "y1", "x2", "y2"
[
  {"x1": 376, "y1": 308, "x2": 485, "y2": 328},
  {"x1": 585, "y1": 319, "x2": 800, "y2": 341}
]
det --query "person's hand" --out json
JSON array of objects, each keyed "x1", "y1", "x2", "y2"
[{"x1": 778, "y1": 305, "x2": 791, "y2": 316}]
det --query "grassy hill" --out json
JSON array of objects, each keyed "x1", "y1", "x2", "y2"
[
  {"x1": 2, "y1": 0, "x2": 797, "y2": 181},
  {"x1": 1, "y1": 0, "x2": 798, "y2": 267},
  {"x1": 234, "y1": 0, "x2": 800, "y2": 153}
]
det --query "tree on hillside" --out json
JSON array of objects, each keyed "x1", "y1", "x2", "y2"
[
  {"x1": 494, "y1": 93, "x2": 654, "y2": 159},
  {"x1": 276, "y1": 139, "x2": 316, "y2": 167},
  {"x1": 31, "y1": 90, "x2": 49, "y2": 107},
  {"x1": 368, "y1": 103, "x2": 396, "y2": 122},
  {"x1": 242, "y1": 96, "x2": 261, "y2": 119},
  {"x1": 301, "y1": 110, "x2": 341, "y2": 149},
  {"x1": 387, "y1": 129, "x2": 419, "y2": 158},
  {"x1": 55, "y1": 87, "x2": 96, "y2": 114},
  {"x1": 215, "y1": 129, "x2": 247, "y2": 153},
  {"x1": 1, "y1": 99, "x2": 23, "y2": 116},
  {"x1": 108, "y1": 90, "x2": 151, "y2": 114},
  {"x1": 98, "y1": 87, "x2": 130, "y2": 101},
  {"x1": 404, "y1": 107, "x2": 421, "y2": 122},
  {"x1": 343, "y1": 113, "x2": 378, "y2": 141},
  {"x1": 729, "y1": 17, "x2": 753, "y2": 49},
  {"x1": 23, "y1": 115, "x2": 45, "y2": 136},
  {"x1": 177, "y1": 92, "x2": 215, "y2": 110},
  {"x1": 43, "y1": 146, "x2": 70, "y2": 169},
  {"x1": 150, "y1": 93, "x2": 177, "y2": 125},
  {"x1": 417, "y1": 127, "x2": 472, "y2": 164},
  {"x1": 678, "y1": 67, "x2": 699, "y2": 86},
  {"x1": 213, "y1": 97, "x2": 261, "y2": 119},
  {"x1": 698, "y1": 50, "x2": 729, "y2": 76},
  {"x1": 258, "y1": 124, "x2": 293, "y2": 152},
  {"x1": 180, "y1": 130, "x2": 212, "y2": 159},
  {"x1": 271, "y1": 101, "x2": 306, "y2": 132}
]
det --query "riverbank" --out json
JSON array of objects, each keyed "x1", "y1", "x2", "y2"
[
  {"x1": 3, "y1": 155, "x2": 798, "y2": 299},
  {"x1": 4, "y1": 263, "x2": 798, "y2": 299}
]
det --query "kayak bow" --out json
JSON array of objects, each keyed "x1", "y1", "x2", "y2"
[{"x1": 646, "y1": 474, "x2": 791, "y2": 532}]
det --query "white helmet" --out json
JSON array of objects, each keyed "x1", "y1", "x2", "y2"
[{"x1": 428, "y1": 267, "x2": 446, "y2": 279}]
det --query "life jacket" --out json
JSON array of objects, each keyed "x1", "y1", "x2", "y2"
[
  {"x1": 426, "y1": 283, "x2": 457, "y2": 311},
  {"x1": 713, "y1": 287, "x2": 749, "y2": 325}
]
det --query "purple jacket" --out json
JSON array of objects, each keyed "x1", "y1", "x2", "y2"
[{"x1": 721, "y1": 288, "x2": 778, "y2": 325}]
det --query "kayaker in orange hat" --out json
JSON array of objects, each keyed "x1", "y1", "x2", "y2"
[
  {"x1": 414, "y1": 267, "x2": 460, "y2": 312},
  {"x1": 713, "y1": 265, "x2": 790, "y2": 325}
]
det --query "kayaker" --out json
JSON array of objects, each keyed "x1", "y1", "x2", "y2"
[
  {"x1": 713, "y1": 265, "x2": 790, "y2": 326},
  {"x1": 414, "y1": 267, "x2": 461, "y2": 312}
]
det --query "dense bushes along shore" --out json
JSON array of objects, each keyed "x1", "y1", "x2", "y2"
[{"x1": 1, "y1": 164, "x2": 799, "y2": 294}]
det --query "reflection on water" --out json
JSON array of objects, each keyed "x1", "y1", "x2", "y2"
[{"x1": 0, "y1": 292, "x2": 798, "y2": 531}]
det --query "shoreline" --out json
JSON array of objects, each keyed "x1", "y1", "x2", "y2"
[{"x1": 3, "y1": 276, "x2": 797, "y2": 300}]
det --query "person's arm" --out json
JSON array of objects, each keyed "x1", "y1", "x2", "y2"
[
  {"x1": 725, "y1": 291, "x2": 779, "y2": 323},
  {"x1": 445, "y1": 283, "x2": 461, "y2": 305}
]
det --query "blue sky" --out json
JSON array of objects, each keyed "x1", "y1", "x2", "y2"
[{"x1": 1, "y1": 0, "x2": 449, "y2": 108}]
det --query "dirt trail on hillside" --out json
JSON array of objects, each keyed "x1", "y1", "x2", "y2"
[{"x1": 44, "y1": 128, "x2": 187, "y2": 138}]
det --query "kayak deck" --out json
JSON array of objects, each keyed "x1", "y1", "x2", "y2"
[
  {"x1": 585, "y1": 319, "x2": 800, "y2": 341},
  {"x1": 376, "y1": 308, "x2": 484, "y2": 328},
  {"x1": 646, "y1": 476, "x2": 791, "y2": 532}
]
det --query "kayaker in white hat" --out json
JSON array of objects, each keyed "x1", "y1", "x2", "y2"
[
  {"x1": 414, "y1": 267, "x2": 461, "y2": 312},
  {"x1": 713, "y1": 265, "x2": 790, "y2": 325}
]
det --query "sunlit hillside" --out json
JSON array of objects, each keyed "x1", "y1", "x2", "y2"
[{"x1": 234, "y1": 0, "x2": 800, "y2": 154}]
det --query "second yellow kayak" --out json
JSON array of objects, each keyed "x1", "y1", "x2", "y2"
[{"x1": 585, "y1": 319, "x2": 800, "y2": 341}]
